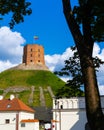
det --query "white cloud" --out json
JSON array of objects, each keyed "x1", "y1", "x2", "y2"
[
  {"x1": 92, "y1": 43, "x2": 104, "y2": 93},
  {"x1": 0, "y1": 60, "x2": 17, "y2": 72},
  {"x1": 45, "y1": 47, "x2": 73, "y2": 72},
  {"x1": 0, "y1": 27, "x2": 104, "y2": 95},
  {"x1": 45, "y1": 43, "x2": 104, "y2": 95},
  {"x1": 99, "y1": 85, "x2": 104, "y2": 95},
  {"x1": 93, "y1": 43, "x2": 104, "y2": 60},
  {"x1": 0, "y1": 26, "x2": 25, "y2": 63}
]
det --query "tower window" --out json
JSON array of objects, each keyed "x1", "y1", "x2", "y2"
[
  {"x1": 38, "y1": 49, "x2": 40, "y2": 52},
  {"x1": 30, "y1": 60, "x2": 33, "y2": 62},
  {"x1": 30, "y1": 54, "x2": 32, "y2": 57},
  {"x1": 30, "y1": 48, "x2": 32, "y2": 52},
  {"x1": 38, "y1": 60, "x2": 40, "y2": 62}
]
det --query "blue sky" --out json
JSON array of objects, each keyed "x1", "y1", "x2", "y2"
[
  {"x1": 1, "y1": 0, "x2": 77, "y2": 55},
  {"x1": 0, "y1": 0, "x2": 104, "y2": 94}
]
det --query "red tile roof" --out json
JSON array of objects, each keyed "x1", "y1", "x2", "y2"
[
  {"x1": 21, "y1": 119, "x2": 39, "y2": 123},
  {"x1": 0, "y1": 98, "x2": 34, "y2": 113}
]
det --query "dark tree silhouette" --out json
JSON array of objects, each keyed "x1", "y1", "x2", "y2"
[
  {"x1": 55, "y1": 46, "x2": 104, "y2": 98},
  {"x1": 0, "y1": 0, "x2": 32, "y2": 28},
  {"x1": 62, "y1": 0, "x2": 104, "y2": 129}
]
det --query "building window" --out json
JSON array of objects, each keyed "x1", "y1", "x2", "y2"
[
  {"x1": 38, "y1": 60, "x2": 40, "y2": 62},
  {"x1": 60, "y1": 105, "x2": 63, "y2": 109},
  {"x1": 30, "y1": 54, "x2": 32, "y2": 57},
  {"x1": 31, "y1": 48, "x2": 32, "y2": 52},
  {"x1": 30, "y1": 60, "x2": 33, "y2": 62},
  {"x1": 38, "y1": 49, "x2": 40, "y2": 52},
  {"x1": 38, "y1": 54, "x2": 40, "y2": 57},
  {"x1": 5, "y1": 119, "x2": 10, "y2": 124},
  {"x1": 21, "y1": 123, "x2": 25, "y2": 127}
]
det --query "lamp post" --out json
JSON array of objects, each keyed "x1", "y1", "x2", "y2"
[
  {"x1": 54, "y1": 98, "x2": 57, "y2": 130},
  {"x1": 54, "y1": 97, "x2": 61, "y2": 130}
]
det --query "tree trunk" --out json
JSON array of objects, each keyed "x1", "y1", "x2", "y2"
[
  {"x1": 80, "y1": 45, "x2": 104, "y2": 130},
  {"x1": 62, "y1": 0, "x2": 104, "y2": 129}
]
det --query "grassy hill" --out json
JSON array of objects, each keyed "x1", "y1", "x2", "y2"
[{"x1": 0, "y1": 69, "x2": 65, "y2": 107}]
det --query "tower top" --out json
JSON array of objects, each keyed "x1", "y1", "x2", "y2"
[{"x1": 23, "y1": 44, "x2": 45, "y2": 65}]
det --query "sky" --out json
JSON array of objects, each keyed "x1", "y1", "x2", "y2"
[{"x1": 0, "y1": 0, "x2": 104, "y2": 95}]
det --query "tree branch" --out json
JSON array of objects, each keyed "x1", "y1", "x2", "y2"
[{"x1": 62, "y1": 0, "x2": 83, "y2": 49}]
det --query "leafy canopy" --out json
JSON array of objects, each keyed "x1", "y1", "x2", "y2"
[
  {"x1": 73, "y1": 0, "x2": 104, "y2": 42},
  {"x1": 55, "y1": 46, "x2": 104, "y2": 98},
  {"x1": 0, "y1": 0, "x2": 32, "y2": 28}
]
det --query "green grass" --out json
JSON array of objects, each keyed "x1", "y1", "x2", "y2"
[
  {"x1": 0, "y1": 69, "x2": 65, "y2": 107},
  {"x1": 0, "y1": 70, "x2": 65, "y2": 90},
  {"x1": 0, "y1": 90, "x2": 4, "y2": 95},
  {"x1": 44, "y1": 90, "x2": 52, "y2": 107},
  {"x1": 4, "y1": 90, "x2": 31, "y2": 105},
  {"x1": 18, "y1": 90, "x2": 31, "y2": 104},
  {"x1": 33, "y1": 90, "x2": 40, "y2": 106},
  {"x1": 5, "y1": 92, "x2": 15, "y2": 99}
]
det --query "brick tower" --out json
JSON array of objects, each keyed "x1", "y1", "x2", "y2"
[{"x1": 23, "y1": 44, "x2": 45, "y2": 65}]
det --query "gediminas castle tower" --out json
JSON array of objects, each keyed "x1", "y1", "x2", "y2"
[
  {"x1": 11, "y1": 44, "x2": 49, "y2": 70},
  {"x1": 23, "y1": 44, "x2": 45, "y2": 65}
]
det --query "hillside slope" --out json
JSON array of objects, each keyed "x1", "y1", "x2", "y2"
[
  {"x1": 0, "y1": 70, "x2": 65, "y2": 107},
  {"x1": 0, "y1": 70, "x2": 65, "y2": 89}
]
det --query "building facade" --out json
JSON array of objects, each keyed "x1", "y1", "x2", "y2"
[
  {"x1": 0, "y1": 95, "x2": 39, "y2": 130},
  {"x1": 52, "y1": 97, "x2": 104, "y2": 130},
  {"x1": 23, "y1": 44, "x2": 45, "y2": 65}
]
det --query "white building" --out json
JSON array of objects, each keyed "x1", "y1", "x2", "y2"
[
  {"x1": 0, "y1": 95, "x2": 39, "y2": 130},
  {"x1": 52, "y1": 96, "x2": 104, "y2": 130}
]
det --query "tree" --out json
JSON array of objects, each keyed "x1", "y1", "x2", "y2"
[
  {"x1": 55, "y1": 46, "x2": 104, "y2": 98},
  {"x1": 0, "y1": 0, "x2": 32, "y2": 28},
  {"x1": 55, "y1": 83, "x2": 84, "y2": 98},
  {"x1": 62, "y1": 0, "x2": 104, "y2": 129}
]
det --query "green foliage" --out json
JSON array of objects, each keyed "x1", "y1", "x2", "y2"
[
  {"x1": 0, "y1": 0, "x2": 32, "y2": 28},
  {"x1": 73, "y1": 0, "x2": 104, "y2": 42},
  {"x1": 55, "y1": 84, "x2": 84, "y2": 98},
  {"x1": 55, "y1": 46, "x2": 104, "y2": 97}
]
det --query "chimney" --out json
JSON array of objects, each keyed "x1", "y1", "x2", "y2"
[
  {"x1": 10, "y1": 95, "x2": 15, "y2": 100},
  {"x1": 0, "y1": 95, "x2": 3, "y2": 100}
]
